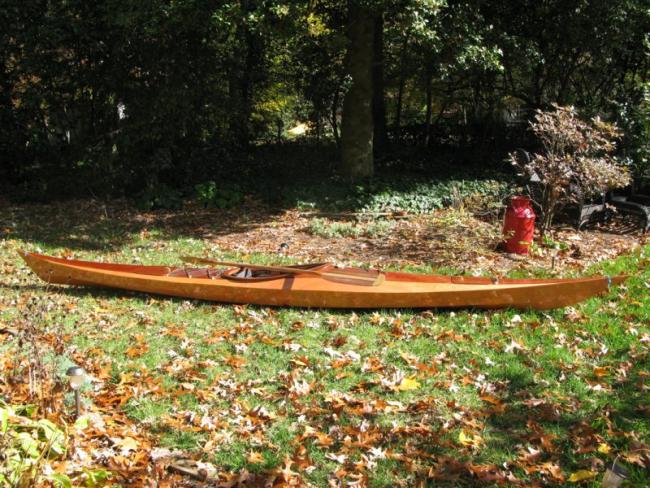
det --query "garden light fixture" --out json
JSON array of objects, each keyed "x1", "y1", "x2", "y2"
[
  {"x1": 601, "y1": 457, "x2": 628, "y2": 488},
  {"x1": 66, "y1": 366, "x2": 86, "y2": 417}
]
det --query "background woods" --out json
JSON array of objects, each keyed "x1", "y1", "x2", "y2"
[{"x1": 0, "y1": 0, "x2": 648, "y2": 195}]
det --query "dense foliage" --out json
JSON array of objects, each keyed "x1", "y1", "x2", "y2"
[
  {"x1": 1, "y1": 0, "x2": 648, "y2": 197},
  {"x1": 274, "y1": 174, "x2": 510, "y2": 213}
]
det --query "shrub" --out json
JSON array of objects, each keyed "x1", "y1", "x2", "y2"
[
  {"x1": 364, "y1": 220, "x2": 396, "y2": 238},
  {"x1": 195, "y1": 181, "x2": 244, "y2": 209},
  {"x1": 135, "y1": 184, "x2": 183, "y2": 210},
  {"x1": 309, "y1": 219, "x2": 362, "y2": 238},
  {"x1": 284, "y1": 177, "x2": 510, "y2": 215},
  {"x1": 510, "y1": 105, "x2": 631, "y2": 235}
]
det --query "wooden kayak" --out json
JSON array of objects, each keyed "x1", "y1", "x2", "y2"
[{"x1": 18, "y1": 250, "x2": 627, "y2": 310}]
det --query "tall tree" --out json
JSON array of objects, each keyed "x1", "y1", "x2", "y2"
[
  {"x1": 340, "y1": 2, "x2": 375, "y2": 180},
  {"x1": 228, "y1": 0, "x2": 266, "y2": 149}
]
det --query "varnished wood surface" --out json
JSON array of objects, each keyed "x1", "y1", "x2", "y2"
[{"x1": 18, "y1": 251, "x2": 626, "y2": 310}]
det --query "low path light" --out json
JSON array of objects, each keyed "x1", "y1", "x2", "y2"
[
  {"x1": 601, "y1": 457, "x2": 628, "y2": 487},
  {"x1": 66, "y1": 366, "x2": 86, "y2": 418}
]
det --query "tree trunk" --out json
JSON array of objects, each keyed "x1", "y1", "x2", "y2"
[
  {"x1": 372, "y1": 12, "x2": 388, "y2": 158},
  {"x1": 228, "y1": 0, "x2": 262, "y2": 149},
  {"x1": 330, "y1": 85, "x2": 341, "y2": 148},
  {"x1": 424, "y1": 66, "x2": 433, "y2": 147},
  {"x1": 540, "y1": 186, "x2": 556, "y2": 237},
  {"x1": 339, "y1": 2, "x2": 375, "y2": 180}
]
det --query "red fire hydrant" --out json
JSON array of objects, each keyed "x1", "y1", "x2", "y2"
[{"x1": 503, "y1": 196, "x2": 535, "y2": 254}]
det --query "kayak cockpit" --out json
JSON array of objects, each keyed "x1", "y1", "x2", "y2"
[
  {"x1": 166, "y1": 263, "x2": 328, "y2": 281},
  {"x1": 166, "y1": 267, "x2": 224, "y2": 279}
]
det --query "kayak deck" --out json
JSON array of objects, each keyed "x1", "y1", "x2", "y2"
[{"x1": 18, "y1": 250, "x2": 627, "y2": 310}]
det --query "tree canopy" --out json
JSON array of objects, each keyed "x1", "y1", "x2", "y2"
[{"x1": 1, "y1": 0, "x2": 648, "y2": 195}]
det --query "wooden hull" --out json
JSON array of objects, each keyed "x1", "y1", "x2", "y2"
[{"x1": 18, "y1": 251, "x2": 626, "y2": 310}]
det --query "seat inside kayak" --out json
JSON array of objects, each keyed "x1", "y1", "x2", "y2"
[{"x1": 166, "y1": 263, "x2": 327, "y2": 281}]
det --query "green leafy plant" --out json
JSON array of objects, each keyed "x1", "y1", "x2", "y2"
[
  {"x1": 0, "y1": 403, "x2": 70, "y2": 488},
  {"x1": 541, "y1": 235, "x2": 569, "y2": 251},
  {"x1": 195, "y1": 181, "x2": 244, "y2": 209},
  {"x1": 284, "y1": 177, "x2": 510, "y2": 214},
  {"x1": 81, "y1": 467, "x2": 113, "y2": 487},
  {"x1": 308, "y1": 218, "x2": 395, "y2": 238},
  {"x1": 359, "y1": 180, "x2": 509, "y2": 214},
  {"x1": 308, "y1": 219, "x2": 362, "y2": 238}
]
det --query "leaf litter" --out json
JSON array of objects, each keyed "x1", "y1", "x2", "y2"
[{"x1": 0, "y1": 199, "x2": 648, "y2": 486}]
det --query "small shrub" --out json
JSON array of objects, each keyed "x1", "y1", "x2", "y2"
[
  {"x1": 364, "y1": 220, "x2": 396, "y2": 238},
  {"x1": 427, "y1": 208, "x2": 504, "y2": 255},
  {"x1": 541, "y1": 234, "x2": 569, "y2": 251},
  {"x1": 135, "y1": 184, "x2": 183, "y2": 210},
  {"x1": 510, "y1": 104, "x2": 631, "y2": 235},
  {"x1": 195, "y1": 181, "x2": 244, "y2": 209},
  {"x1": 309, "y1": 219, "x2": 362, "y2": 238},
  {"x1": 308, "y1": 218, "x2": 395, "y2": 238}
]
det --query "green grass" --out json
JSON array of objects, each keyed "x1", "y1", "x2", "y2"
[{"x1": 0, "y1": 202, "x2": 648, "y2": 486}]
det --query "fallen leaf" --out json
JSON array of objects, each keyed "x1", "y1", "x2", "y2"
[
  {"x1": 458, "y1": 430, "x2": 483, "y2": 448},
  {"x1": 597, "y1": 443, "x2": 611, "y2": 454},
  {"x1": 567, "y1": 470, "x2": 597, "y2": 482},
  {"x1": 397, "y1": 376, "x2": 420, "y2": 391},
  {"x1": 593, "y1": 366, "x2": 609, "y2": 378},
  {"x1": 504, "y1": 339, "x2": 525, "y2": 353},
  {"x1": 480, "y1": 395, "x2": 502, "y2": 405},
  {"x1": 325, "y1": 453, "x2": 346, "y2": 464},
  {"x1": 247, "y1": 451, "x2": 264, "y2": 464},
  {"x1": 112, "y1": 436, "x2": 139, "y2": 456},
  {"x1": 180, "y1": 382, "x2": 195, "y2": 391}
]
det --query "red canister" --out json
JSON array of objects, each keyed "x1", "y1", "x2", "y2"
[{"x1": 503, "y1": 196, "x2": 535, "y2": 254}]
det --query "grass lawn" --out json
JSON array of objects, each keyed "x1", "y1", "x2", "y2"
[{"x1": 0, "y1": 201, "x2": 648, "y2": 486}]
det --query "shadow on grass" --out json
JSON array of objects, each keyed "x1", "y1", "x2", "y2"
[
  {"x1": 1, "y1": 199, "x2": 287, "y2": 252},
  {"x1": 1, "y1": 147, "x2": 513, "y2": 255},
  {"x1": 0, "y1": 282, "x2": 152, "y2": 301}
]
